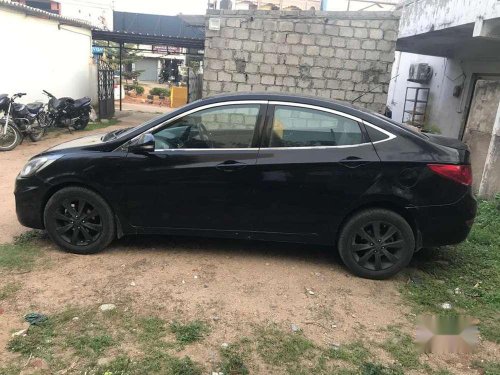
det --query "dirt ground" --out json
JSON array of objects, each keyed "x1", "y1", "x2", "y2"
[{"x1": 0, "y1": 111, "x2": 497, "y2": 374}]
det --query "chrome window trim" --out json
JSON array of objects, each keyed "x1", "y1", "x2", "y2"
[
  {"x1": 153, "y1": 148, "x2": 260, "y2": 152},
  {"x1": 120, "y1": 99, "x2": 396, "y2": 152},
  {"x1": 120, "y1": 100, "x2": 268, "y2": 152},
  {"x1": 362, "y1": 120, "x2": 397, "y2": 144}
]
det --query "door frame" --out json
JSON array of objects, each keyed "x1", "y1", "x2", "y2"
[{"x1": 460, "y1": 73, "x2": 500, "y2": 140}]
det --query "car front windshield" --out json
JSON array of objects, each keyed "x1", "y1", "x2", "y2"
[{"x1": 103, "y1": 113, "x2": 165, "y2": 142}]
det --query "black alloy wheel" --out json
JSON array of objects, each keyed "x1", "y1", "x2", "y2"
[
  {"x1": 350, "y1": 221, "x2": 405, "y2": 271},
  {"x1": 54, "y1": 199, "x2": 102, "y2": 246},
  {"x1": 44, "y1": 187, "x2": 115, "y2": 254},
  {"x1": 338, "y1": 209, "x2": 415, "y2": 279}
]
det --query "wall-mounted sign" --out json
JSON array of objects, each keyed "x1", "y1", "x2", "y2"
[
  {"x1": 208, "y1": 18, "x2": 221, "y2": 31},
  {"x1": 153, "y1": 45, "x2": 183, "y2": 54},
  {"x1": 92, "y1": 46, "x2": 104, "y2": 55}
]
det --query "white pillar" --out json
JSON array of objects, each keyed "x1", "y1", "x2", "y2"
[{"x1": 478, "y1": 99, "x2": 500, "y2": 198}]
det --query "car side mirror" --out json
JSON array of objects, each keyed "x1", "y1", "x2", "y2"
[{"x1": 128, "y1": 133, "x2": 155, "y2": 154}]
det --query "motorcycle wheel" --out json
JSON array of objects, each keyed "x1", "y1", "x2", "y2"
[
  {"x1": 0, "y1": 124, "x2": 22, "y2": 151},
  {"x1": 72, "y1": 117, "x2": 89, "y2": 130},
  {"x1": 28, "y1": 125, "x2": 46, "y2": 142}
]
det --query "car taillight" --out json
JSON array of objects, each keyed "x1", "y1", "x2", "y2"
[{"x1": 427, "y1": 164, "x2": 472, "y2": 186}]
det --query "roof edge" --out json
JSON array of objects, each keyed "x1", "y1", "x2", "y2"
[{"x1": 0, "y1": 0, "x2": 94, "y2": 29}]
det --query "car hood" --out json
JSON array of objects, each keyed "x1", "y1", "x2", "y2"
[{"x1": 47, "y1": 133, "x2": 107, "y2": 152}]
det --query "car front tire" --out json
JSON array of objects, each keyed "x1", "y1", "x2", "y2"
[
  {"x1": 44, "y1": 186, "x2": 115, "y2": 254},
  {"x1": 338, "y1": 208, "x2": 415, "y2": 279}
]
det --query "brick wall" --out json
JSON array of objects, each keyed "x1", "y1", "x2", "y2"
[{"x1": 203, "y1": 10, "x2": 399, "y2": 112}]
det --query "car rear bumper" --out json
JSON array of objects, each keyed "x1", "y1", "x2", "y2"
[
  {"x1": 410, "y1": 190, "x2": 477, "y2": 248},
  {"x1": 15, "y1": 176, "x2": 46, "y2": 229}
]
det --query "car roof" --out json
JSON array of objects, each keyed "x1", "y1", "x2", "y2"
[{"x1": 198, "y1": 91, "x2": 379, "y2": 121}]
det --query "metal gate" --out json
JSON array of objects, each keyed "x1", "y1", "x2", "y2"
[{"x1": 97, "y1": 59, "x2": 115, "y2": 119}]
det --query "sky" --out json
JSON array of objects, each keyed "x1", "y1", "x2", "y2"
[
  {"x1": 58, "y1": 0, "x2": 397, "y2": 16},
  {"x1": 113, "y1": 0, "x2": 208, "y2": 15}
]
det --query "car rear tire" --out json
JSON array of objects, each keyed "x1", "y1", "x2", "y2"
[
  {"x1": 338, "y1": 209, "x2": 415, "y2": 279},
  {"x1": 44, "y1": 187, "x2": 115, "y2": 254}
]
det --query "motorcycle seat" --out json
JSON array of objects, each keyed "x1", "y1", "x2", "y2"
[
  {"x1": 73, "y1": 97, "x2": 91, "y2": 109},
  {"x1": 26, "y1": 102, "x2": 44, "y2": 114}
]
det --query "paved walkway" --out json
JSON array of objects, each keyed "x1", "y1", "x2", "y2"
[{"x1": 115, "y1": 102, "x2": 174, "y2": 114}]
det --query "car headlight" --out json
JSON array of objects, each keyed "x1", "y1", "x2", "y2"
[{"x1": 20, "y1": 155, "x2": 62, "y2": 177}]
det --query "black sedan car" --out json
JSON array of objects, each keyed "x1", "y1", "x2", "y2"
[{"x1": 15, "y1": 93, "x2": 476, "y2": 279}]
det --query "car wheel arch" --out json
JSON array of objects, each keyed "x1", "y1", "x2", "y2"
[
  {"x1": 334, "y1": 200, "x2": 421, "y2": 250},
  {"x1": 41, "y1": 182, "x2": 121, "y2": 233}
]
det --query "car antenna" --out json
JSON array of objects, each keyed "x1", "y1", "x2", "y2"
[{"x1": 350, "y1": 74, "x2": 400, "y2": 104}]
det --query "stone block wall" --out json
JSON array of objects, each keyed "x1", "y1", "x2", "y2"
[{"x1": 203, "y1": 10, "x2": 399, "y2": 112}]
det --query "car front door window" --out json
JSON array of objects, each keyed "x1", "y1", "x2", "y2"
[{"x1": 153, "y1": 104, "x2": 261, "y2": 150}]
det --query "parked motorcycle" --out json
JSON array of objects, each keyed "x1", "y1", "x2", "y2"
[
  {"x1": 42, "y1": 90, "x2": 91, "y2": 130},
  {"x1": 0, "y1": 93, "x2": 46, "y2": 151}
]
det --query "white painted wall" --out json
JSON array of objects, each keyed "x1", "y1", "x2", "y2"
[
  {"x1": 324, "y1": 0, "x2": 400, "y2": 11},
  {"x1": 387, "y1": 51, "x2": 500, "y2": 138},
  {"x1": 399, "y1": 0, "x2": 500, "y2": 38},
  {"x1": 59, "y1": 0, "x2": 113, "y2": 30},
  {"x1": 0, "y1": 7, "x2": 96, "y2": 105}
]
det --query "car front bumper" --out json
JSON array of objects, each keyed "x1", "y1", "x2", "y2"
[
  {"x1": 410, "y1": 190, "x2": 477, "y2": 248},
  {"x1": 15, "y1": 175, "x2": 47, "y2": 229}
]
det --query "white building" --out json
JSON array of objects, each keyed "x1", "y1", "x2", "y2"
[
  {"x1": 387, "y1": 0, "x2": 500, "y2": 197},
  {"x1": 0, "y1": 1, "x2": 97, "y2": 105},
  {"x1": 59, "y1": 0, "x2": 113, "y2": 29},
  {"x1": 324, "y1": 0, "x2": 400, "y2": 11}
]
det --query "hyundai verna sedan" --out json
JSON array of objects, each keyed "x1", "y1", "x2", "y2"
[{"x1": 15, "y1": 93, "x2": 477, "y2": 279}]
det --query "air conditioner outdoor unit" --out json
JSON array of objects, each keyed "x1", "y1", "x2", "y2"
[{"x1": 408, "y1": 63, "x2": 433, "y2": 83}]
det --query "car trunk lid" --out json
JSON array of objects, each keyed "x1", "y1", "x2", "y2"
[{"x1": 424, "y1": 133, "x2": 470, "y2": 164}]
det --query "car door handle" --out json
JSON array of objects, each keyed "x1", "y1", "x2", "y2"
[
  {"x1": 339, "y1": 156, "x2": 371, "y2": 168},
  {"x1": 215, "y1": 160, "x2": 248, "y2": 172}
]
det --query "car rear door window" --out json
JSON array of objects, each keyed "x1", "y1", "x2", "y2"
[
  {"x1": 153, "y1": 104, "x2": 261, "y2": 149},
  {"x1": 270, "y1": 106, "x2": 363, "y2": 147}
]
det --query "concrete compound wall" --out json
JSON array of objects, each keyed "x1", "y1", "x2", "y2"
[{"x1": 203, "y1": 10, "x2": 399, "y2": 113}]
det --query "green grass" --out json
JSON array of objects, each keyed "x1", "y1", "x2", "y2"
[
  {"x1": 256, "y1": 325, "x2": 315, "y2": 367},
  {"x1": 84, "y1": 118, "x2": 120, "y2": 131},
  {"x1": 472, "y1": 360, "x2": 500, "y2": 375},
  {"x1": 403, "y1": 197, "x2": 500, "y2": 343},
  {"x1": 0, "y1": 282, "x2": 21, "y2": 301},
  {"x1": 8, "y1": 318, "x2": 55, "y2": 359},
  {"x1": 66, "y1": 333, "x2": 114, "y2": 356},
  {"x1": 0, "y1": 231, "x2": 45, "y2": 271},
  {"x1": 218, "y1": 343, "x2": 250, "y2": 375},
  {"x1": 5, "y1": 306, "x2": 205, "y2": 374},
  {"x1": 326, "y1": 341, "x2": 370, "y2": 366},
  {"x1": 381, "y1": 327, "x2": 420, "y2": 370},
  {"x1": 138, "y1": 316, "x2": 167, "y2": 344},
  {"x1": 96, "y1": 354, "x2": 202, "y2": 375},
  {"x1": 169, "y1": 320, "x2": 208, "y2": 345}
]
